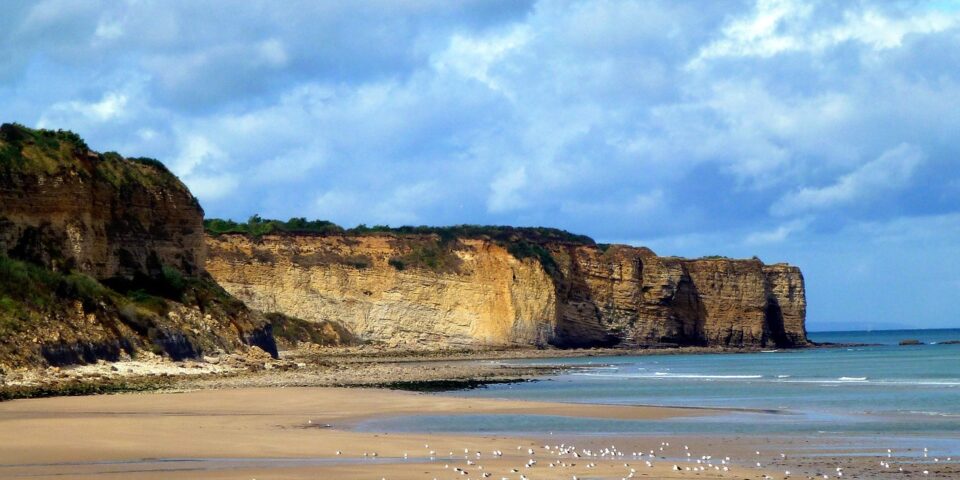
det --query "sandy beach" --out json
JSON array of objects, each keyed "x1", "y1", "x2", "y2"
[
  {"x1": 0, "y1": 386, "x2": 752, "y2": 480},
  {"x1": 1, "y1": 385, "x2": 956, "y2": 479}
]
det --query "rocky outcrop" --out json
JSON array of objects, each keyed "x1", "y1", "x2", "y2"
[
  {"x1": 0, "y1": 124, "x2": 276, "y2": 368},
  {"x1": 0, "y1": 124, "x2": 204, "y2": 280},
  {"x1": 206, "y1": 233, "x2": 807, "y2": 349}
]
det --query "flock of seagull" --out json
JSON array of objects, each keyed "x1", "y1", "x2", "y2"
[{"x1": 324, "y1": 438, "x2": 953, "y2": 479}]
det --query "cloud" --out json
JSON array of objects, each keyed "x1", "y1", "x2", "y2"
[
  {"x1": 1, "y1": 0, "x2": 960, "y2": 328},
  {"x1": 772, "y1": 144, "x2": 925, "y2": 216},
  {"x1": 487, "y1": 167, "x2": 528, "y2": 213},
  {"x1": 38, "y1": 91, "x2": 128, "y2": 125},
  {"x1": 0, "y1": 0, "x2": 958, "y2": 242},
  {"x1": 744, "y1": 218, "x2": 811, "y2": 245},
  {"x1": 690, "y1": 0, "x2": 960, "y2": 67}
]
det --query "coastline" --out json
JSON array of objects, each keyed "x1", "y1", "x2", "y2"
[
  {"x1": 2, "y1": 343, "x2": 959, "y2": 479},
  {"x1": 0, "y1": 343, "x2": 811, "y2": 400},
  {"x1": 2, "y1": 385, "x2": 955, "y2": 479}
]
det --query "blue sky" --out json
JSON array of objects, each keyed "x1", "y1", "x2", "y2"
[{"x1": 2, "y1": 0, "x2": 958, "y2": 330}]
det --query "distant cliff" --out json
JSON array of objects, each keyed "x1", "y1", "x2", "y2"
[
  {"x1": 206, "y1": 226, "x2": 807, "y2": 349},
  {"x1": 0, "y1": 123, "x2": 276, "y2": 368}
]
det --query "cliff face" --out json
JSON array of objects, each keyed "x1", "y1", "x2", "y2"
[
  {"x1": 0, "y1": 124, "x2": 204, "y2": 280},
  {"x1": 206, "y1": 233, "x2": 807, "y2": 349},
  {"x1": 0, "y1": 124, "x2": 275, "y2": 368},
  {"x1": 206, "y1": 235, "x2": 557, "y2": 348}
]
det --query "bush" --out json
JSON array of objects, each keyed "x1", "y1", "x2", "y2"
[
  {"x1": 203, "y1": 217, "x2": 588, "y2": 274},
  {"x1": 127, "y1": 156, "x2": 170, "y2": 173}
]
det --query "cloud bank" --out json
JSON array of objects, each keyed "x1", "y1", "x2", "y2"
[{"x1": 2, "y1": 0, "x2": 959, "y2": 328}]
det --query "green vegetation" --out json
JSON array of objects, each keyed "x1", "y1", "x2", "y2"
[
  {"x1": 0, "y1": 123, "x2": 89, "y2": 175},
  {"x1": 205, "y1": 216, "x2": 594, "y2": 274},
  {"x1": 349, "y1": 223, "x2": 594, "y2": 245},
  {"x1": 0, "y1": 252, "x2": 246, "y2": 363},
  {"x1": 0, "y1": 123, "x2": 188, "y2": 201},
  {"x1": 505, "y1": 240, "x2": 559, "y2": 274},
  {"x1": 0, "y1": 255, "x2": 113, "y2": 337},
  {"x1": 266, "y1": 312, "x2": 354, "y2": 347},
  {"x1": 387, "y1": 238, "x2": 463, "y2": 274},
  {"x1": 205, "y1": 216, "x2": 345, "y2": 237},
  {"x1": 0, "y1": 376, "x2": 176, "y2": 401},
  {"x1": 205, "y1": 216, "x2": 593, "y2": 245}
]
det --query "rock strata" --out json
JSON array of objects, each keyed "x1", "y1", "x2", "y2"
[
  {"x1": 206, "y1": 233, "x2": 807, "y2": 349},
  {"x1": 0, "y1": 124, "x2": 276, "y2": 368}
]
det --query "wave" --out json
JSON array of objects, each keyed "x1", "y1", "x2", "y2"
[
  {"x1": 572, "y1": 370, "x2": 960, "y2": 387},
  {"x1": 906, "y1": 410, "x2": 960, "y2": 417},
  {"x1": 775, "y1": 379, "x2": 960, "y2": 387},
  {"x1": 653, "y1": 372, "x2": 763, "y2": 379}
]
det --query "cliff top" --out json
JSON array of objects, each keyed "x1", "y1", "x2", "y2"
[
  {"x1": 204, "y1": 216, "x2": 596, "y2": 245},
  {"x1": 0, "y1": 123, "x2": 193, "y2": 201}
]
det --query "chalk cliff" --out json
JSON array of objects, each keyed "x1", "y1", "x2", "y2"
[
  {"x1": 0, "y1": 123, "x2": 276, "y2": 368},
  {"x1": 206, "y1": 232, "x2": 807, "y2": 349}
]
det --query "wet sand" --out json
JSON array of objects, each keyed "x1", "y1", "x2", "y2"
[
  {"x1": 0, "y1": 386, "x2": 776, "y2": 479},
  {"x1": 3, "y1": 387, "x2": 955, "y2": 479},
  {"x1": 0, "y1": 384, "x2": 960, "y2": 480}
]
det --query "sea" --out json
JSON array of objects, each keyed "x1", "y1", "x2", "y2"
[{"x1": 357, "y1": 329, "x2": 960, "y2": 453}]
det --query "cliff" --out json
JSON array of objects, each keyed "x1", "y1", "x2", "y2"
[
  {"x1": 206, "y1": 230, "x2": 807, "y2": 349},
  {"x1": 0, "y1": 123, "x2": 276, "y2": 368}
]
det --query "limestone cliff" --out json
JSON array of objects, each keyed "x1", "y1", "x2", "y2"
[
  {"x1": 0, "y1": 123, "x2": 276, "y2": 368},
  {"x1": 206, "y1": 232, "x2": 807, "y2": 349},
  {"x1": 207, "y1": 234, "x2": 557, "y2": 348}
]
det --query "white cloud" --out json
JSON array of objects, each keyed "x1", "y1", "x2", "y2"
[
  {"x1": 181, "y1": 173, "x2": 239, "y2": 201},
  {"x1": 257, "y1": 39, "x2": 288, "y2": 67},
  {"x1": 772, "y1": 144, "x2": 925, "y2": 216},
  {"x1": 432, "y1": 26, "x2": 529, "y2": 95},
  {"x1": 487, "y1": 166, "x2": 528, "y2": 213},
  {"x1": 172, "y1": 134, "x2": 226, "y2": 176},
  {"x1": 744, "y1": 218, "x2": 811, "y2": 245},
  {"x1": 94, "y1": 17, "x2": 123, "y2": 40},
  {"x1": 38, "y1": 92, "x2": 129, "y2": 126},
  {"x1": 690, "y1": 0, "x2": 960, "y2": 67}
]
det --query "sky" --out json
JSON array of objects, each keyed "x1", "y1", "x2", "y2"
[{"x1": 1, "y1": 0, "x2": 958, "y2": 331}]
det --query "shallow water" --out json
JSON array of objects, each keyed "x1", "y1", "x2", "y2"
[{"x1": 358, "y1": 329, "x2": 960, "y2": 445}]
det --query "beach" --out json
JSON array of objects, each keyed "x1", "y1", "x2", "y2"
[
  {"x1": 2, "y1": 331, "x2": 959, "y2": 479},
  {"x1": 0, "y1": 386, "x2": 756, "y2": 480},
  {"x1": 1, "y1": 383, "x2": 957, "y2": 478}
]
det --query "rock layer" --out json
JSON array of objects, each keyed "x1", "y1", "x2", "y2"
[
  {"x1": 0, "y1": 124, "x2": 275, "y2": 368},
  {"x1": 0, "y1": 124, "x2": 204, "y2": 280},
  {"x1": 206, "y1": 234, "x2": 807, "y2": 349}
]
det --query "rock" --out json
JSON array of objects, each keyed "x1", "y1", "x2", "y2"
[
  {"x1": 206, "y1": 233, "x2": 807, "y2": 349},
  {"x1": 899, "y1": 339, "x2": 923, "y2": 346},
  {"x1": 0, "y1": 123, "x2": 277, "y2": 369}
]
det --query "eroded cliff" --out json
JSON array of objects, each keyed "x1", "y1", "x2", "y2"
[
  {"x1": 206, "y1": 231, "x2": 807, "y2": 349},
  {"x1": 0, "y1": 124, "x2": 276, "y2": 368}
]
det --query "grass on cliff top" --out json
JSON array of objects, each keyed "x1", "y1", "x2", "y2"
[
  {"x1": 205, "y1": 215, "x2": 581, "y2": 275},
  {"x1": 0, "y1": 123, "x2": 194, "y2": 202},
  {"x1": 204, "y1": 215, "x2": 595, "y2": 245}
]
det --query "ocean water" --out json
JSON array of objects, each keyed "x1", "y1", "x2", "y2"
[{"x1": 357, "y1": 329, "x2": 960, "y2": 443}]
